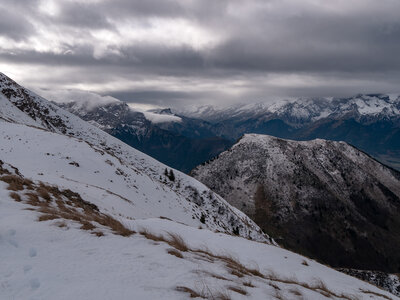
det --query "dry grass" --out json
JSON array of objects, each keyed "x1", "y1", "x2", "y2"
[
  {"x1": 175, "y1": 286, "x2": 206, "y2": 298},
  {"x1": 2, "y1": 172, "x2": 135, "y2": 238},
  {"x1": 139, "y1": 229, "x2": 165, "y2": 242},
  {"x1": 301, "y1": 259, "x2": 309, "y2": 266},
  {"x1": 263, "y1": 274, "x2": 359, "y2": 300},
  {"x1": 243, "y1": 280, "x2": 255, "y2": 288},
  {"x1": 80, "y1": 221, "x2": 96, "y2": 231},
  {"x1": 167, "y1": 232, "x2": 189, "y2": 252},
  {"x1": 194, "y1": 270, "x2": 230, "y2": 281},
  {"x1": 93, "y1": 231, "x2": 104, "y2": 237},
  {"x1": 289, "y1": 288, "x2": 302, "y2": 296},
  {"x1": 274, "y1": 290, "x2": 284, "y2": 300},
  {"x1": 360, "y1": 289, "x2": 393, "y2": 300},
  {"x1": 54, "y1": 221, "x2": 67, "y2": 228},
  {"x1": 37, "y1": 185, "x2": 51, "y2": 201},
  {"x1": 1, "y1": 174, "x2": 33, "y2": 191},
  {"x1": 38, "y1": 214, "x2": 59, "y2": 222},
  {"x1": 9, "y1": 192, "x2": 21, "y2": 202},
  {"x1": 167, "y1": 248, "x2": 184, "y2": 258},
  {"x1": 269, "y1": 282, "x2": 281, "y2": 290},
  {"x1": 214, "y1": 291, "x2": 231, "y2": 300},
  {"x1": 227, "y1": 285, "x2": 247, "y2": 295}
]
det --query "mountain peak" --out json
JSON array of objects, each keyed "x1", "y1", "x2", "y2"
[{"x1": 192, "y1": 133, "x2": 400, "y2": 273}]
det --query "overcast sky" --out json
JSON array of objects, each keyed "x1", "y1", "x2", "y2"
[{"x1": 1, "y1": 0, "x2": 400, "y2": 107}]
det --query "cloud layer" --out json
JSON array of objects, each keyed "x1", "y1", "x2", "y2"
[{"x1": 1, "y1": 0, "x2": 400, "y2": 107}]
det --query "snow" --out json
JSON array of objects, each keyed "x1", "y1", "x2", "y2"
[
  {"x1": 0, "y1": 73, "x2": 397, "y2": 299},
  {"x1": 178, "y1": 94, "x2": 400, "y2": 123},
  {"x1": 0, "y1": 72, "x2": 268, "y2": 241},
  {"x1": 0, "y1": 186, "x2": 396, "y2": 300}
]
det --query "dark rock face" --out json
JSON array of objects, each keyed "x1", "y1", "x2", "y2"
[{"x1": 191, "y1": 134, "x2": 400, "y2": 273}]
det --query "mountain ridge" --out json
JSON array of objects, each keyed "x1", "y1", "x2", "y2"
[{"x1": 191, "y1": 133, "x2": 400, "y2": 273}]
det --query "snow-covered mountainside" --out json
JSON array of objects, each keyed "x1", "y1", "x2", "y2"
[
  {"x1": 178, "y1": 95, "x2": 400, "y2": 171},
  {"x1": 48, "y1": 95, "x2": 232, "y2": 173},
  {"x1": 191, "y1": 134, "x2": 400, "y2": 274},
  {"x1": 0, "y1": 72, "x2": 265, "y2": 240},
  {"x1": 1, "y1": 73, "x2": 396, "y2": 299},
  {"x1": 179, "y1": 94, "x2": 400, "y2": 125}
]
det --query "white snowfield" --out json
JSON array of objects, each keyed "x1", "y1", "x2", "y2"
[{"x1": 0, "y1": 73, "x2": 397, "y2": 299}]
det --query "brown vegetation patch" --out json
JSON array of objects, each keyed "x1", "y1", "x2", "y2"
[
  {"x1": 167, "y1": 232, "x2": 189, "y2": 252},
  {"x1": 167, "y1": 248, "x2": 183, "y2": 258},
  {"x1": 1, "y1": 174, "x2": 33, "y2": 191},
  {"x1": 243, "y1": 281, "x2": 255, "y2": 288},
  {"x1": 360, "y1": 289, "x2": 393, "y2": 300},
  {"x1": 227, "y1": 285, "x2": 247, "y2": 295},
  {"x1": 9, "y1": 192, "x2": 21, "y2": 202},
  {"x1": 2, "y1": 170, "x2": 135, "y2": 237},
  {"x1": 139, "y1": 229, "x2": 165, "y2": 242},
  {"x1": 289, "y1": 288, "x2": 302, "y2": 296},
  {"x1": 175, "y1": 286, "x2": 206, "y2": 298}
]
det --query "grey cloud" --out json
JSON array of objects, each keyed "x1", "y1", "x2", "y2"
[
  {"x1": 54, "y1": 2, "x2": 115, "y2": 30},
  {"x1": 1, "y1": 0, "x2": 400, "y2": 107},
  {"x1": 0, "y1": 9, "x2": 35, "y2": 41}
]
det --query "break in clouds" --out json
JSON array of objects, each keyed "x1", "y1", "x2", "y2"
[{"x1": 1, "y1": 0, "x2": 400, "y2": 107}]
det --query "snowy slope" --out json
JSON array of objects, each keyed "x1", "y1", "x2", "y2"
[
  {"x1": 0, "y1": 72, "x2": 266, "y2": 241},
  {"x1": 0, "y1": 177, "x2": 397, "y2": 300},
  {"x1": 0, "y1": 73, "x2": 398, "y2": 299}
]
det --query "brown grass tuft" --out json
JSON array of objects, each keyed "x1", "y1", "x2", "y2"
[
  {"x1": 167, "y1": 248, "x2": 183, "y2": 258},
  {"x1": 139, "y1": 229, "x2": 165, "y2": 242},
  {"x1": 54, "y1": 221, "x2": 67, "y2": 228},
  {"x1": 166, "y1": 232, "x2": 189, "y2": 252},
  {"x1": 1, "y1": 175, "x2": 25, "y2": 191},
  {"x1": 302, "y1": 259, "x2": 309, "y2": 266},
  {"x1": 175, "y1": 286, "x2": 206, "y2": 298},
  {"x1": 227, "y1": 286, "x2": 247, "y2": 295},
  {"x1": 243, "y1": 280, "x2": 255, "y2": 288},
  {"x1": 95, "y1": 215, "x2": 135, "y2": 237},
  {"x1": 92, "y1": 231, "x2": 104, "y2": 237},
  {"x1": 360, "y1": 289, "x2": 392, "y2": 300},
  {"x1": 80, "y1": 221, "x2": 96, "y2": 231},
  {"x1": 9, "y1": 192, "x2": 21, "y2": 202},
  {"x1": 37, "y1": 185, "x2": 51, "y2": 201},
  {"x1": 289, "y1": 288, "x2": 302, "y2": 296},
  {"x1": 38, "y1": 214, "x2": 59, "y2": 222},
  {"x1": 214, "y1": 291, "x2": 231, "y2": 300}
]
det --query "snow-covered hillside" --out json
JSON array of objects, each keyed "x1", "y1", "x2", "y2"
[
  {"x1": 2, "y1": 183, "x2": 395, "y2": 299},
  {"x1": 0, "y1": 72, "x2": 266, "y2": 240},
  {"x1": 0, "y1": 73, "x2": 397, "y2": 299}
]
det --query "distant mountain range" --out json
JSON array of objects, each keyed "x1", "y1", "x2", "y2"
[
  {"x1": 56, "y1": 101, "x2": 232, "y2": 173},
  {"x1": 54, "y1": 93, "x2": 400, "y2": 173},
  {"x1": 177, "y1": 94, "x2": 400, "y2": 170},
  {"x1": 191, "y1": 134, "x2": 400, "y2": 273}
]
